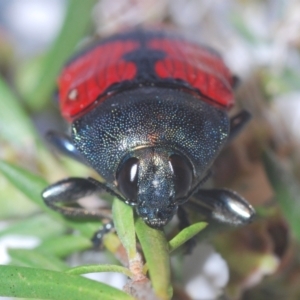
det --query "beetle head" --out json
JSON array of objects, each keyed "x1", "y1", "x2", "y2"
[{"x1": 116, "y1": 147, "x2": 193, "y2": 228}]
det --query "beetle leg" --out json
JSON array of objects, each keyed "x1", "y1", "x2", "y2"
[
  {"x1": 185, "y1": 188, "x2": 255, "y2": 226},
  {"x1": 231, "y1": 75, "x2": 240, "y2": 89},
  {"x1": 91, "y1": 221, "x2": 115, "y2": 249},
  {"x1": 46, "y1": 131, "x2": 88, "y2": 165},
  {"x1": 42, "y1": 177, "x2": 113, "y2": 219},
  {"x1": 228, "y1": 110, "x2": 251, "y2": 142}
]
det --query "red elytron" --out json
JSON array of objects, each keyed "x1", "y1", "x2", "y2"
[
  {"x1": 59, "y1": 29, "x2": 234, "y2": 122},
  {"x1": 59, "y1": 40, "x2": 139, "y2": 121},
  {"x1": 149, "y1": 39, "x2": 233, "y2": 108}
]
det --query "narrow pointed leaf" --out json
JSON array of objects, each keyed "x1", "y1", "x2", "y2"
[
  {"x1": 9, "y1": 249, "x2": 68, "y2": 271},
  {"x1": 0, "y1": 265, "x2": 134, "y2": 300},
  {"x1": 0, "y1": 215, "x2": 65, "y2": 240},
  {"x1": 36, "y1": 235, "x2": 91, "y2": 258},
  {"x1": 0, "y1": 160, "x2": 100, "y2": 238},
  {"x1": 263, "y1": 151, "x2": 300, "y2": 241},
  {"x1": 24, "y1": 0, "x2": 97, "y2": 110},
  {"x1": 169, "y1": 222, "x2": 207, "y2": 253},
  {"x1": 66, "y1": 264, "x2": 133, "y2": 278},
  {"x1": 112, "y1": 199, "x2": 136, "y2": 259},
  {"x1": 0, "y1": 160, "x2": 50, "y2": 208},
  {"x1": 135, "y1": 218, "x2": 172, "y2": 300},
  {"x1": 0, "y1": 77, "x2": 37, "y2": 147}
]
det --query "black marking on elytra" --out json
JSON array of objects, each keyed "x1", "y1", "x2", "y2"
[{"x1": 123, "y1": 48, "x2": 165, "y2": 82}]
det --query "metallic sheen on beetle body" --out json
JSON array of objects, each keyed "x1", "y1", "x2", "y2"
[{"x1": 42, "y1": 28, "x2": 255, "y2": 232}]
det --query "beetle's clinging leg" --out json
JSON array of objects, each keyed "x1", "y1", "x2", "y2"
[
  {"x1": 228, "y1": 110, "x2": 251, "y2": 142},
  {"x1": 185, "y1": 188, "x2": 255, "y2": 226},
  {"x1": 46, "y1": 131, "x2": 88, "y2": 165},
  {"x1": 231, "y1": 75, "x2": 240, "y2": 89},
  {"x1": 91, "y1": 221, "x2": 115, "y2": 249},
  {"x1": 42, "y1": 177, "x2": 112, "y2": 219}
]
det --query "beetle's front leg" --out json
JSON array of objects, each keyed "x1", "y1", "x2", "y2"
[
  {"x1": 185, "y1": 188, "x2": 255, "y2": 226},
  {"x1": 42, "y1": 177, "x2": 112, "y2": 219},
  {"x1": 42, "y1": 177, "x2": 128, "y2": 248},
  {"x1": 91, "y1": 221, "x2": 115, "y2": 249},
  {"x1": 46, "y1": 131, "x2": 88, "y2": 165},
  {"x1": 228, "y1": 110, "x2": 251, "y2": 142}
]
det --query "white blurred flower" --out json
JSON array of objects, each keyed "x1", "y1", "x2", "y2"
[
  {"x1": 0, "y1": 235, "x2": 40, "y2": 264},
  {"x1": 84, "y1": 272, "x2": 127, "y2": 290},
  {"x1": 182, "y1": 243, "x2": 229, "y2": 300},
  {"x1": 93, "y1": 0, "x2": 168, "y2": 36},
  {"x1": 0, "y1": 0, "x2": 66, "y2": 55},
  {"x1": 272, "y1": 92, "x2": 300, "y2": 143}
]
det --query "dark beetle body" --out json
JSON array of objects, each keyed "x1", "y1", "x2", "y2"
[
  {"x1": 43, "y1": 28, "x2": 254, "y2": 229},
  {"x1": 73, "y1": 87, "x2": 228, "y2": 192},
  {"x1": 73, "y1": 87, "x2": 228, "y2": 226}
]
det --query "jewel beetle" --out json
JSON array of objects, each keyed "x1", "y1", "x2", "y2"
[{"x1": 42, "y1": 28, "x2": 255, "y2": 230}]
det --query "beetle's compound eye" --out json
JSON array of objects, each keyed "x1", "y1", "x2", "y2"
[
  {"x1": 169, "y1": 154, "x2": 193, "y2": 198},
  {"x1": 117, "y1": 157, "x2": 139, "y2": 203}
]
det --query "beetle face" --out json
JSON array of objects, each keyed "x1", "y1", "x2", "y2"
[
  {"x1": 117, "y1": 148, "x2": 193, "y2": 228},
  {"x1": 72, "y1": 87, "x2": 230, "y2": 228}
]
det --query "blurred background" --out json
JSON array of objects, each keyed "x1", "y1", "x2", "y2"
[{"x1": 0, "y1": 0, "x2": 300, "y2": 299}]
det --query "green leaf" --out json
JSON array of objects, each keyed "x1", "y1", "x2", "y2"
[
  {"x1": 0, "y1": 214, "x2": 65, "y2": 240},
  {"x1": 0, "y1": 160, "x2": 100, "y2": 239},
  {"x1": 135, "y1": 218, "x2": 172, "y2": 300},
  {"x1": 0, "y1": 175, "x2": 39, "y2": 218},
  {"x1": 231, "y1": 14, "x2": 260, "y2": 44},
  {"x1": 112, "y1": 199, "x2": 136, "y2": 259},
  {"x1": 168, "y1": 222, "x2": 207, "y2": 253},
  {"x1": 0, "y1": 75, "x2": 67, "y2": 180},
  {"x1": 0, "y1": 160, "x2": 49, "y2": 208},
  {"x1": 24, "y1": 0, "x2": 97, "y2": 110},
  {"x1": 0, "y1": 76, "x2": 38, "y2": 147},
  {"x1": 263, "y1": 151, "x2": 300, "y2": 242},
  {"x1": 9, "y1": 249, "x2": 68, "y2": 271},
  {"x1": 0, "y1": 77, "x2": 73, "y2": 180},
  {"x1": 36, "y1": 235, "x2": 91, "y2": 258},
  {"x1": 0, "y1": 265, "x2": 134, "y2": 300},
  {"x1": 66, "y1": 264, "x2": 133, "y2": 278}
]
